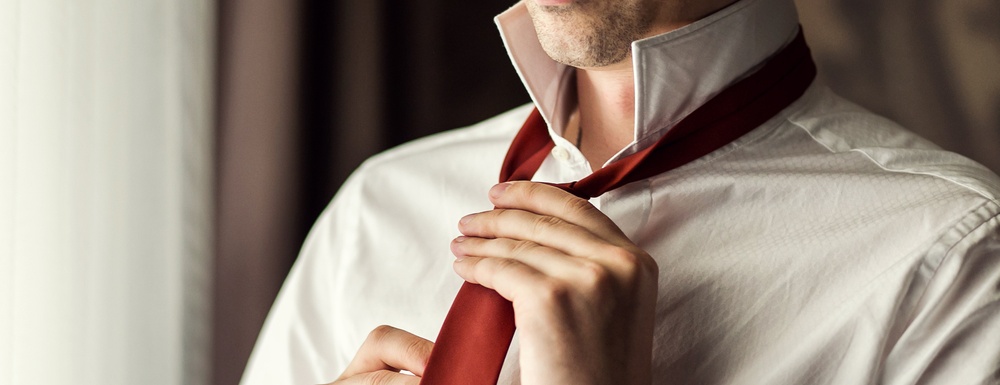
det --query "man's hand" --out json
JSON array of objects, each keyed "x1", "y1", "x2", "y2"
[
  {"x1": 327, "y1": 325, "x2": 433, "y2": 385},
  {"x1": 451, "y1": 181, "x2": 659, "y2": 385}
]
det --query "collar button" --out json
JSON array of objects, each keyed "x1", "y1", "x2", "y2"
[{"x1": 551, "y1": 146, "x2": 571, "y2": 161}]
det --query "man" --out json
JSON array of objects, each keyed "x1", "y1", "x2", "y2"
[{"x1": 243, "y1": 0, "x2": 1000, "y2": 383}]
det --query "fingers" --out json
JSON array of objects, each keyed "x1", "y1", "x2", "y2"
[
  {"x1": 447, "y1": 182, "x2": 660, "y2": 385},
  {"x1": 486, "y1": 181, "x2": 630, "y2": 244},
  {"x1": 329, "y1": 370, "x2": 421, "y2": 385},
  {"x1": 454, "y1": 181, "x2": 657, "y2": 294},
  {"x1": 458, "y1": 209, "x2": 616, "y2": 260},
  {"x1": 451, "y1": 235, "x2": 587, "y2": 304},
  {"x1": 452, "y1": 236, "x2": 601, "y2": 284},
  {"x1": 452, "y1": 235, "x2": 627, "y2": 305},
  {"x1": 336, "y1": 325, "x2": 433, "y2": 382},
  {"x1": 452, "y1": 255, "x2": 553, "y2": 304}
]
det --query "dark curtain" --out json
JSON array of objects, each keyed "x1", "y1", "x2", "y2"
[
  {"x1": 214, "y1": 1, "x2": 528, "y2": 384},
  {"x1": 214, "y1": 1, "x2": 1000, "y2": 384},
  {"x1": 798, "y1": 0, "x2": 1000, "y2": 171}
]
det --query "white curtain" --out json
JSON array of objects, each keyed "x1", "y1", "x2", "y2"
[{"x1": 0, "y1": 1, "x2": 213, "y2": 384}]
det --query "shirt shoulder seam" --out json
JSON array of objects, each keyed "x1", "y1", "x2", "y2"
[{"x1": 786, "y1": 117, "x2": 999, "y2": 204}]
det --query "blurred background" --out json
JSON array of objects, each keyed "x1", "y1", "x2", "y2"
[{"x1": 2, "y1": 0, "x2": 998, "y2": 384}]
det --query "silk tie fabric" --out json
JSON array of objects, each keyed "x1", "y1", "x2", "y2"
[{"x1": 420, "y1": 29, "x2": 817, "y2": 385}]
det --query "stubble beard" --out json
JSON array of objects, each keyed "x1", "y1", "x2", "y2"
[{"x1": 527, "y1": 0, "x2": 654, "y2": 68}]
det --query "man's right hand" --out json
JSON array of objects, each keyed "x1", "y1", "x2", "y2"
[{"x1": 327, "y1": 325, "x2": 433, "y2": 385}]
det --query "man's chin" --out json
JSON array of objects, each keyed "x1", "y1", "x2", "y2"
[
  {"x1": 531, "y1": 0, "x2": 575, "y2": 7},
  {"x1": 543, "y1": 47, "x2": 627, "y2": 69}
]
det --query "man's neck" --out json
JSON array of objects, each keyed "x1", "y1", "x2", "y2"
[{"x1": 573, "y1": 60, "x2": 636, "y2": 170}]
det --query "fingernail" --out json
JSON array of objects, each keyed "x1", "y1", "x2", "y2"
[
  {"x1": 454, "y1": 257, "x2": 467, "y2": 264},
  {"x1": 489, "y1": 182, "x2": 512, "y2": 199},
  {"x1": 459, "y1": 214, "x2": 473, "y2": 225},
  {"x1": 453, "y1": 236, "x2": 467, "y2": 243}
]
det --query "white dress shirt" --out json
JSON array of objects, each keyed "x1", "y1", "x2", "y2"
[{"x1": 242, "y1": 0, "x2": 1000, "y2": 383}]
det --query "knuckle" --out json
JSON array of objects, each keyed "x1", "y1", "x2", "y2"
[
  {"x1": 562, "y1": 196, "x2": 595, "y2": 216},
  {"x1": 363, "y1": 370, "x2": 396, "y2": 385},
  {"x1": 535, "y1": 279, "x2": 572, "y2": 307},
  {"x1": 577, "y1": 260, "x2": 613, "y2": 292},
  {"x1": 478, "y1": 257, "x2": 516, "y2": 282},
  {"x1": 603, "y1": 246, "x2": 648, "y2": 275},
  {"x1": 477, "y1": 257, "x2": 522, "y2": 291},
  {"x1": 606, "y1": 246, "x2": 640, "y2": 267},
  {"x1": 517, "y1": 181, "x2": 542, "y2": 201},
  {"x1": 603, "y1": 247, "x2": 658, "y2": 284},
  {"x1": 531, "y1": 214, "x2": 563, "y2": 235},
  {"x1": 367, "y1": 325, "x2": 395, "y2": 344},
  {"x1": 492, "y1": 257, "x2": 521, "y2": 273},
  {"x1": 509, "y1": 240, "x2": 537, "y2": 257},
  {"x1": 639, "y1": 252, "x2": 659, "y2": 275},
  {"x1": 631, "y1": 249, "x2": 659, "y2": 275},
  {"x1": 404, "y1": 338, "x2": 431, "y2": 367},
  {"x1": 492, "y1": 209, "x2": 518, "y2": 227}
]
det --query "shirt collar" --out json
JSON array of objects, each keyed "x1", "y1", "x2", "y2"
[{"x1": 495, "y1": 0, "x2": 800, "y2": 163}]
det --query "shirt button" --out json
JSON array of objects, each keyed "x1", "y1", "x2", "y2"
[{"x1": 552, "y1": 146, "x2": 570, "y2": 161}]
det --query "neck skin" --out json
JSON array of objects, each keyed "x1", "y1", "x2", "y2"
[
  {"x1": 570, "y1": 60, "x2": 636, "y2": 169},
  {"x1": 567, "y1": 0, "x2": 738, "y2": 169}
]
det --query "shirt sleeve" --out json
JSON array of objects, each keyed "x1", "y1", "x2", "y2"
[
  {"x1": 883, "y1": 204, "x2": 1000, "y2": 385},
  {"x1": 240, "y1": 172, "x2": 365, "y2": 385}
]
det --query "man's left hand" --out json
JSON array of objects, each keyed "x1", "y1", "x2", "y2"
[{"x1": 451, "y1": 181, "x2": 659, "y2": 385}]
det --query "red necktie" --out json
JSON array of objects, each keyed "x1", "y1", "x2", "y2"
[{"x1": 420, "y1": 29, "x2": 816, "y2": 385}]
